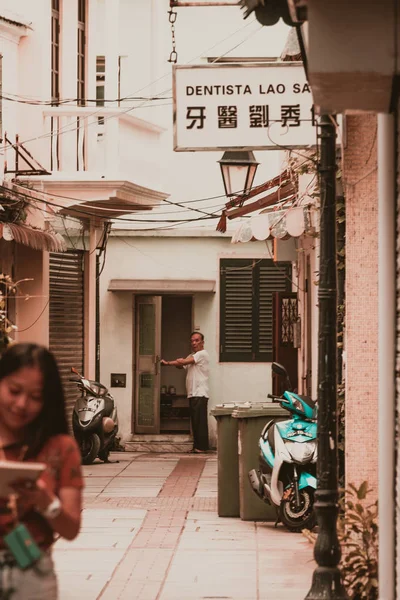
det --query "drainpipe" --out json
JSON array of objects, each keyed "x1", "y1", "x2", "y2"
[{"x1": 378, "y1": 113, "x2": 396, "y2": 600}]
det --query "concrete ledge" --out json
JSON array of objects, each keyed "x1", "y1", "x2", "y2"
[{"x1": 125, "y1": 441, "x2": 193, "y2": 453}]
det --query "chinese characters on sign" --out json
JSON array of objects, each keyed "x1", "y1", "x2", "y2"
[
  {"x1": 173, "y1": 64, "x2": 320, "y2": 151},
  {"x1": 249, "y1": 105, "x2": 269, "y2": 128},
  {"x1": 186, "y1": 103, "x2": 314, "y2": 130}
]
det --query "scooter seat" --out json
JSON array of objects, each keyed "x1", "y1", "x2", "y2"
[
  {"x1": 296, "y1": 394, "x2": 316, "y2": 409},
  {"x1": 86, "y1": 380, "x2": 108, "y2": 396}
]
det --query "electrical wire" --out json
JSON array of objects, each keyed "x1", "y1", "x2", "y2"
[
  {"x1": 0, "y1": 184, "x2": 221, "y2": 225},
  {"x1": 1, "y1": 16, "x2": 257, "y2": 108},
  {"x1": 5, "y1": 170, "x2": 282, "y2": 220},
  {"x1": 14, "y1": 182, "x2": 255, "y2": 209},
  {"x1": 15, "y1": 249, "x2": 76, "y2": 333},
  {"x1": 0, "y1": 17, "x2": 258, "y2": 153},
  {"x1": 266, "y1": 125, "x2": 319, "y2": 166},
  {"x1": 0, "y1": 92, "x2": 172, "y2": 105}
]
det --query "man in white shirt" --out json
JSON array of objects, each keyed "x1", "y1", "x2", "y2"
[{"x1": 161, "y1": 332, "x2": 209, "y2": 453}]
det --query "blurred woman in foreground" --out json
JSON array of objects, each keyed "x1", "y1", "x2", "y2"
[{"x1": 0, "y1": 343, "x2": 83, "y2": 599}]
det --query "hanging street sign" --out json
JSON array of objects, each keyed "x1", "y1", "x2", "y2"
[{"x1": 173, "y1": 62, "x2": 319, "y2": 151}]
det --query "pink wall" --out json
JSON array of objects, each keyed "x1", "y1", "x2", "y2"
[
  {"x1": 14, "y1": 246, "x2": 49, "y2": 347},
  {"x1": 344, "y1": 114, "x2": 379, "y2": 496}
]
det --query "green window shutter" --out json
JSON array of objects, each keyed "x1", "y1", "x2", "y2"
[
  {"x1": 220, "y1": 258, "x2": 292, "y2": 363},
  {"x1": 220, "y1": 259, "x2": 254, "y2": 361},
  {"x1": 257, "y1": 262, "x2": 292, "y2": 360}
]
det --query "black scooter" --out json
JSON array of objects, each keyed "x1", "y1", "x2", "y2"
[{"x1": 71, "y1": 367, "x2": 119, "y2": 465}]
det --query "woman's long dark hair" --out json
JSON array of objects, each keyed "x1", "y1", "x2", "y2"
[{"x1": 0, "y1": 343, "x2": 68, "y2": 458}]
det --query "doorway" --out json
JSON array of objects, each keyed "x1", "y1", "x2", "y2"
[
  {"x1": 272, "y1": 292, "x2": 299, "y2": 395},
  {"x1": 133, "y1": 295, "x2": 192, "y2": 435}
]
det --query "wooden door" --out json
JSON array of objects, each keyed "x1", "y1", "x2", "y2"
[
  {"x1": 273, "y1": 292, "x2": 298, "y2": 395},
  {"x1": 134, "y1": 296, "x2": 161, "y2": 434}
]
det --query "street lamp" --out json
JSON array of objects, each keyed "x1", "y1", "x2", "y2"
[{"x1": 218, "y1": 150, "x2": 259, "y2": 197}]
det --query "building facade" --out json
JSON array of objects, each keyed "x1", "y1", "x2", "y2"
[{"x1": 0, "y1": 0, "x2": 168, "y2": 418}]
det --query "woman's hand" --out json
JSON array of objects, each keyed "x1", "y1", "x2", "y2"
[
  {"x1": 11, "y1": 477, "x2": 55, "y2": 512},
  {"x1": 11, "y1": 478, "x2": 81, "y2": 540}
]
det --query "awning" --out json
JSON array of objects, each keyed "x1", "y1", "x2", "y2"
[
  {"x1": 231, "y1": 206, "x2": 314, "y2": 244},
  {"x1": 0, "y1": 222, "x2": 67, "y2": 252},
  {"x1": 108, "y1": 279, "x2": 216, "y2": 293}
]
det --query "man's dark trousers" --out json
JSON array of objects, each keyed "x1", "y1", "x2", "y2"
[{"x1": 189, "y1": 396, "x2": 209, "y2": 451}]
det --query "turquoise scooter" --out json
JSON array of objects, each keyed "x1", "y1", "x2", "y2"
[{"x1": 249, "y1": 362, "x2": 317, "y2": 532}]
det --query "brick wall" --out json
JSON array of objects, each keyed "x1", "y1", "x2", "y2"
[{"x1": 343, "y1": 114, "x2": 378, "y2": 496}]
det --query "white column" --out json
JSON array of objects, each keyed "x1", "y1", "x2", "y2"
[
  {"x1": 61, "y1": 115, "x2": 77, "y2": 172},
  {"x1": 84, "y1": 222, "x2": 99, "y2": 380},
  {"x1": 378, "y1": 112, "x2": 395, "y2": 600},
  {"x1": 104, "y1": 0, "x2": 120, "y2": 106},
  {"x1": 104, "y1": 117, "x2": 119, "y2": 176}
]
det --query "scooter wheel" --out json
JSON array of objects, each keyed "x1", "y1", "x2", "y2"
[
  {"x1": 80, "y1": 433, "x2": 101, "y2": 465},
  {"x1": 280, "y1": 488, "x2": 316, "y2": 533}
]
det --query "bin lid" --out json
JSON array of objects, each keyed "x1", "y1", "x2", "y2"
[
  {"x1": 232, "y1": 402, "x2": 288, "y2": 419},
  {"x1": 210, "y1": 403, "x2": 244, "y2": 417}
]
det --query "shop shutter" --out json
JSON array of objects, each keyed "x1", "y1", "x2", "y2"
[
  {"x1": 220, "y1": 258, "x2": 292, "y2": 362},
  {"x1": 49, "y1": 251, "x2": 84, "y2": 428}
]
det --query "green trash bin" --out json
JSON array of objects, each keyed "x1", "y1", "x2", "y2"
[
  {"x1": 211, "y1": 404, "x2": 241, "y2": 518},
  {"x1": 232, "y1": 403, "x2": 287, "y2": 521}
]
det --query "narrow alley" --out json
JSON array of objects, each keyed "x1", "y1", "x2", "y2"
[{"x1": 53, "y1": 452, "x2": 314, "y2": 600}]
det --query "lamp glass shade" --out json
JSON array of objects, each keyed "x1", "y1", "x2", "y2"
[{"x1": 218, "y1": 151, "x2": 259, "y2": 197}]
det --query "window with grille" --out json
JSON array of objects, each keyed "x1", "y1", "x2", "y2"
[
  {"x1": 96, "y1": 56, "x2": 105, "y2": 127},
  {"x1": 96, "y1": 56, "x2": 105, "y2": 106},
  {"x1": 219, "y1": 258, "x2": 292, "y2": 362}
]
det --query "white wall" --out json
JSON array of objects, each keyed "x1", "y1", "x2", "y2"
[{"x1": 100, "y1": 232, "x2": 279, "y2": 445}]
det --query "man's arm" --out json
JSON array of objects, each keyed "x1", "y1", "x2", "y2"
[{"x1": 161, "y1": 356, "x2": 195, "y2": 369}]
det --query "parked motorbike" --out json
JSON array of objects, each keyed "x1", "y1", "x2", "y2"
[
  {"x1": 248, "y1": 362, "x2": 317, "y2": 532},
  {"x1": 71, "y1": 367, "x2": 119, "y2": 465}
]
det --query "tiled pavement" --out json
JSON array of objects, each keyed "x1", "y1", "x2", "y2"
[{"x1": 53, "y1": 452, "x2": 315, "y2": 600}]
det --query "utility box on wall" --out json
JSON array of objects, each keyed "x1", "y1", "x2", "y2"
[{"x1": 273, "y1": 237, "x2": 297, "y2": 263}]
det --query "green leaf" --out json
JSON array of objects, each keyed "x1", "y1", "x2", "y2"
[{"x1": 357, "y1": 481, "x2": 369, "y2": 500}]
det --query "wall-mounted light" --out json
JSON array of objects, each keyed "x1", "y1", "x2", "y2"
[{"x1": 218, "y1": 150, "x2": 259, "y2": 197}]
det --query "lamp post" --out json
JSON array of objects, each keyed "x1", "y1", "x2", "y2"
[
  {"x1": 305, "y1": 114, "x2": 348, "y2": 599},
  {"x1": 218, "y1": 150, "x2": 259, "y2": 197}
]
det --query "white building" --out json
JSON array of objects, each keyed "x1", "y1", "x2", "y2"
[
  {"x1": 93, "y1": 2, "x2": 319, "y2": 449},
  {"x1": 0, "y1": 0, "x2": 167, "y2": 420}
]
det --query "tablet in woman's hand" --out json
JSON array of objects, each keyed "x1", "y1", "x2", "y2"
[{"x1": 0, "y1": 461, "x2": 46, "y2": 497}]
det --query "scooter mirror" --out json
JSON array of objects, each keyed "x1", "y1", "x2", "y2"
[
  {"x1": 71, "y1": 367, "x2": 82, "y2": 378},
  {"x1": 271, "y1": 362, "x2": 288, "y2": 378},
  {"x1": 271, "y1": 362, "x2": 292, "y2": 392}
]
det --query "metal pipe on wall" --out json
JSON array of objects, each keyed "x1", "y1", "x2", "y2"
[{"x1": 378, "y1": 112, "x2": 396, "y2": 600}]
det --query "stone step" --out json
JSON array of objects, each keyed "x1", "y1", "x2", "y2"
[{"x1": 124, "y1": 434, "x2": 193, "y2": 453}]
